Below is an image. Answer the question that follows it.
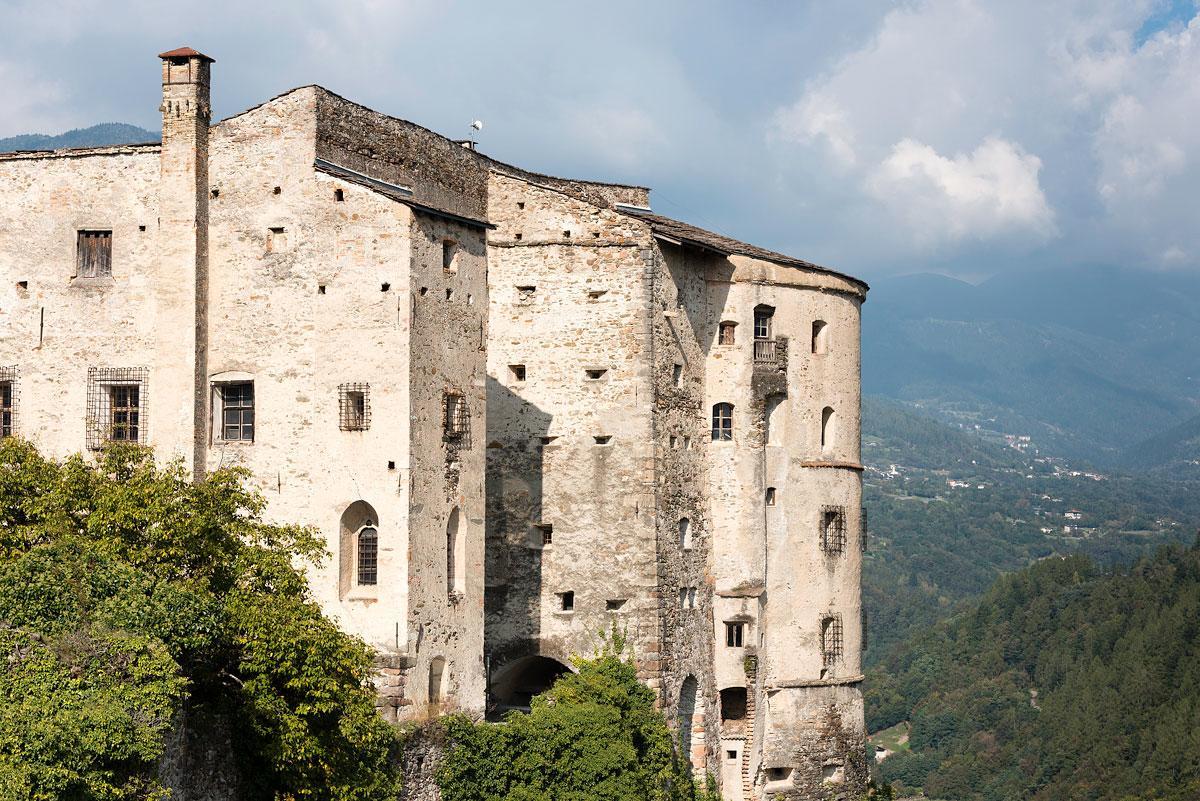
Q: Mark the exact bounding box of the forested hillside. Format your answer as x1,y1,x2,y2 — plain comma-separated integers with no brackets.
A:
866,545,1200,801
861,396,1200,662
0,123,157,152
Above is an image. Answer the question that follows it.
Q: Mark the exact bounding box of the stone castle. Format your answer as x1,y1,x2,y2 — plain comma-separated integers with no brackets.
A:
0,49,869,800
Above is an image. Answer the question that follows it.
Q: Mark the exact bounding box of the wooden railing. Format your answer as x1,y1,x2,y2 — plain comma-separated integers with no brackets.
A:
753,338,777,363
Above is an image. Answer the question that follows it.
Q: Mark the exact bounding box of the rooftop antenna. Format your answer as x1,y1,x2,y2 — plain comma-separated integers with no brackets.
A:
464,119,483,151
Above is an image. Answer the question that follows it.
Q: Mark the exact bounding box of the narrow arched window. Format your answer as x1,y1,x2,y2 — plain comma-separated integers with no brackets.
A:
679,518,692,550
357,524,378,586
429,656,446,704
821,406,835,451
812,320,828,354
447,507,464,598
712,403,734,441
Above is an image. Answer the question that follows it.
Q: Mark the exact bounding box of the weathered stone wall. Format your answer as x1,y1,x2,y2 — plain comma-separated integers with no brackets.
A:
483,171,663,705
0,146,163,457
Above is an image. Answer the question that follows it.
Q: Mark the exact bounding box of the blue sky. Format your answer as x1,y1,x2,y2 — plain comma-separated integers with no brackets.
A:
1,0,1197,283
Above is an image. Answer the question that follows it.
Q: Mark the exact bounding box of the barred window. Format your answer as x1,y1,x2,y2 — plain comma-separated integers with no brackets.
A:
712,402,734,441
444,391,468,439
821,506,846,554
77,230,112,278
339,383,370,431
0,367,15,438
357,525,378,586
821,614,843,666
86,368,148,449
218,383,254,442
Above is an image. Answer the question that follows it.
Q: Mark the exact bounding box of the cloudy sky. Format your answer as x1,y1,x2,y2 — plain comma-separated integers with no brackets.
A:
1,0,1197,282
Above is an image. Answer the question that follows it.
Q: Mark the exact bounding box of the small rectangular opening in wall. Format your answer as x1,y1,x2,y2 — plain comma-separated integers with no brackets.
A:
683,436,691,450
387,461,396,470
593,435,612,445
516,285,536,304
16,281,27,290
672,363,683,386
273,186,281,195
558,591,574,611
138,225,146,232
509,364,527,382
587,289,607,301
380,282,390,292
210,187,219,199
334,188,344,202
767,767,793,783
766,487,777,506
725,621,745,647
726,750,738,761
538,524,553,545
517,201,525,210
445,288,454,300
821,506,847,554
585,368,607,380
267,227,286,253
606,599,626,611
318,284,326,295
514,232,523,240
592,231,600,238
669,435,678,449
540,435,558,446
76,230,112,278
443,239,458,275
562,230,571,238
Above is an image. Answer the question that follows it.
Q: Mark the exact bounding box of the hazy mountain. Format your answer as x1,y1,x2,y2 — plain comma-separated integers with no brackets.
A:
863,265,1200,468
0,123,158,152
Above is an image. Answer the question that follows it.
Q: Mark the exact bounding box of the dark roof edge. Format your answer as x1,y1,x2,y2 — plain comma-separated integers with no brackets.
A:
618,207,869,293
315,159,493,230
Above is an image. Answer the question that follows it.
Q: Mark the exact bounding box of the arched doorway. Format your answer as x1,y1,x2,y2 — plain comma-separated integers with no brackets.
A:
489,655,572,717
678,675,704,773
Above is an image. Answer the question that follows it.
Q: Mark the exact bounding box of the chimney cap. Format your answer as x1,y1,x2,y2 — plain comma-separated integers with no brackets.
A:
158,47,215,62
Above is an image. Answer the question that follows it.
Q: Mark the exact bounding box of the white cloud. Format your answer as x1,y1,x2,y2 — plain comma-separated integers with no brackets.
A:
868,136,1056,247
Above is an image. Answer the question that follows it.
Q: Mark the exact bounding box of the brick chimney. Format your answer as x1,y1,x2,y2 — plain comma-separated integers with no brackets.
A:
156,47,214,478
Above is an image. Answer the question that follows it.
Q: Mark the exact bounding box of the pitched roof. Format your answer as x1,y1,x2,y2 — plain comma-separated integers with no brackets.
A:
158,47,215,62
616,208,868,291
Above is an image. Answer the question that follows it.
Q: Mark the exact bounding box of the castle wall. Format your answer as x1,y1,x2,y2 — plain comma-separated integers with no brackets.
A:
483,172,663,702
0,146,164,457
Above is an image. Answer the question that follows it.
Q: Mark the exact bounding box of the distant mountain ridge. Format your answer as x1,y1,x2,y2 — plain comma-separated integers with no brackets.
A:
0,123,158,152
864,265,1200,469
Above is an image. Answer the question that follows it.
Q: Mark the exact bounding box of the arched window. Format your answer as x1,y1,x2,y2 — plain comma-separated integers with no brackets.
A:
679,518,692,550
339,500,379,596
429,656,446,704
712,403,734,441
718,321,737,346
753,305,774,340
678,675,700,771
821,406,835,451
765,393,786,446
357,524,378,586
447,507,465,598
811,320,828,354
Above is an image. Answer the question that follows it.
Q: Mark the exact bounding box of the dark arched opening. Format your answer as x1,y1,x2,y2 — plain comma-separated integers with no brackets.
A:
488,655,571,717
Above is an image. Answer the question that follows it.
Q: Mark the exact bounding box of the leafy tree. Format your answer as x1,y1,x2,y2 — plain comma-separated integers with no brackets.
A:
438,633,706,801
0,440,399,801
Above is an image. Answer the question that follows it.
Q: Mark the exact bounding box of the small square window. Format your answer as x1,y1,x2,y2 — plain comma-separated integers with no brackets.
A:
559,591,574,611
334,188,344,202
510,364,527,382
718,321,736,346
585,368,608,380
725,621,745,648
538,524,553,546
727,750,738,761
516,285,536,305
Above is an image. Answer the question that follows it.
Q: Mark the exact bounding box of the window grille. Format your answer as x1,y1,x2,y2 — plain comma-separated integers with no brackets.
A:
821,505,847,554
712,402,734,441
0,366,16,438
86,367,148,449
357,525,378,585
444,391,468,440
218,383,255,442
77,230,112,278
821,614,844,666
338,383,370,431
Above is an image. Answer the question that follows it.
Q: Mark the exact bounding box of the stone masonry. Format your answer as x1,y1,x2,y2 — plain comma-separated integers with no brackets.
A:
0,49,869,800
